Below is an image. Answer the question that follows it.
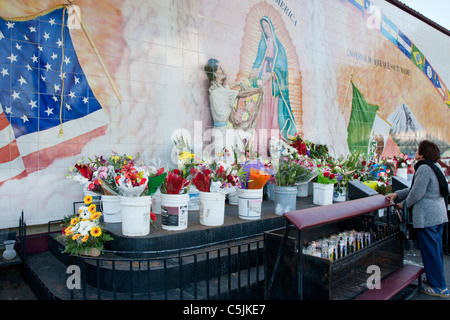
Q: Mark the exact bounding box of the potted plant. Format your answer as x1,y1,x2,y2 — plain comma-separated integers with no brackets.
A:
191,155,243,226
90,152,135,223
313,164,338,206
272,157,313,215
159,169,191,231
294,156,316,197
111,159,165,237
393,154,412,179
59,195,113,256
66,158,101,203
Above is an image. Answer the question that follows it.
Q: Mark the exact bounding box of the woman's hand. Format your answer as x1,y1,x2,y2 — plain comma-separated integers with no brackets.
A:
385,192,398,202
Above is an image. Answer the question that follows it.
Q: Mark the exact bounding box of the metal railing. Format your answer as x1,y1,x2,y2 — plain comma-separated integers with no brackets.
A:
18,214,265,300
68,236,264,300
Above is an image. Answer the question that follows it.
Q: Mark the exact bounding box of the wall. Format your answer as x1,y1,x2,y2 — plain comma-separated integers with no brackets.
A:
0,0,449,228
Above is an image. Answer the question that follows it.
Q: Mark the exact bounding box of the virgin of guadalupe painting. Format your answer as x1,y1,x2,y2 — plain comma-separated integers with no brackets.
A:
251,16,297,140
236,4,302,144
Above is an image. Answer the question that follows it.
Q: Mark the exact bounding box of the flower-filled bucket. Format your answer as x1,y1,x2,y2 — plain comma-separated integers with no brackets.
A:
161,193,189,231
274,186,297,215
101,195,121,223
120,196,152,237
238,188,263,220
199,191,226,226
296,182,309,197
313,183,334,206
333,188,347,203
396,167,408,179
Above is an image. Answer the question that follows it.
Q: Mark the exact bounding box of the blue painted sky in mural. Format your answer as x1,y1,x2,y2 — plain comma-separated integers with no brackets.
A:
399,0,450,31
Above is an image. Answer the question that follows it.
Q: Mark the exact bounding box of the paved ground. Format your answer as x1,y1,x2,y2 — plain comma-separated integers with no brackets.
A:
1,247,449,300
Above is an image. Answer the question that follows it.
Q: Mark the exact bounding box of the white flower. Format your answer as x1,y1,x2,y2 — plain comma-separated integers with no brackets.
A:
78,220,95,236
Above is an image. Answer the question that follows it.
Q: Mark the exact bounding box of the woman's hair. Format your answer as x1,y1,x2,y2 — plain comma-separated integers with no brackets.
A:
204,58,219,82
418,140,441,162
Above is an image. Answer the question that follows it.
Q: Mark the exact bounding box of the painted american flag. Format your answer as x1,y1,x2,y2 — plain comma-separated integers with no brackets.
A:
0,6,108,184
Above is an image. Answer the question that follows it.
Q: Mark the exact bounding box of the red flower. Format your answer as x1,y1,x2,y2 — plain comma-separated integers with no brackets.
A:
192,172,211,192
329,173,335,179
165,171,186,194
323,171,330,178
75,164,93,180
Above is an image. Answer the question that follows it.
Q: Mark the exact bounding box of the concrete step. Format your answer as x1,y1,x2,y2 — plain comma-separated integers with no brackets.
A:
23,250,264,300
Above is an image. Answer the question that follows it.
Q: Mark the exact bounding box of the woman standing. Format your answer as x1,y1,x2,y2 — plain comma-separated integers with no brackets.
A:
386,140,449,298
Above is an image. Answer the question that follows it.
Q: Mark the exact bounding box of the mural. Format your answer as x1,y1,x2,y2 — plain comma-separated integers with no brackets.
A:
0,0,449,229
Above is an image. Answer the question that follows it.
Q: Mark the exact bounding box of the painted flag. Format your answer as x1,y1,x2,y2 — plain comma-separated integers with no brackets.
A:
381,14,398,45
397,29,412,59
411,44,425,71
368,112,391,156
423,59,436,85
0,6,108,184
434,74,447,99
348,0,364,14
347,82,380,153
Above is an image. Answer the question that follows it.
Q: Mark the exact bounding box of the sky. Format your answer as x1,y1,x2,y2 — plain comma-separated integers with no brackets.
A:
398,0,450,31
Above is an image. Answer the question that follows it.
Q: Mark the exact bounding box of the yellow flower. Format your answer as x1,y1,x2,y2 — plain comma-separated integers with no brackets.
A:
84,195,92,205
112,155,119,162
127,155,133,160
179,151,193,162
81,234,89,242
90,226,102,237
65,226,73,235
72,234,81,241
88,204,96,214
90,211,101,220
70,217,79,226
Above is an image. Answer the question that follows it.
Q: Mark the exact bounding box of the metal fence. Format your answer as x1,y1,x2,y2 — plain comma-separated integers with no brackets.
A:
18,213,265,300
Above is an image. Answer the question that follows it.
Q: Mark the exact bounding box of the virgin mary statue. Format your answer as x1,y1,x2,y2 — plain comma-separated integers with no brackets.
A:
252,16,297,140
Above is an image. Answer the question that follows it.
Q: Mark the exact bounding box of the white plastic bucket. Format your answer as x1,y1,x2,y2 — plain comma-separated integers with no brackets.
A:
274,186,297,215
333,189,347,203
238,188,263,220
396,167,408,179
188,185,199,211
120,196,152,237
228,191,239,205
161,193,189,231
296,182,309,197
199,191,225,226
101,195,122,223
313,183,334,206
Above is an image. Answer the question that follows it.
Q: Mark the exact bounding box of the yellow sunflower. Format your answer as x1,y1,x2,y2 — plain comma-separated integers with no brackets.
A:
72,234,81,241
65,226,73,235
88,204,96,214
81,234,89,242
70,217,79,226
90,211,101,220
90,226,102,237
84,195,92,205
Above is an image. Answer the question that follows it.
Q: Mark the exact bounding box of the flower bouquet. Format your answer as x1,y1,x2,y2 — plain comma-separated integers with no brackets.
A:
66,158,100,193
160,169,191,195
191,159,242,195
59,195,113,256
273,157,315,186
